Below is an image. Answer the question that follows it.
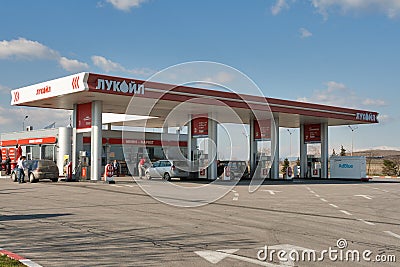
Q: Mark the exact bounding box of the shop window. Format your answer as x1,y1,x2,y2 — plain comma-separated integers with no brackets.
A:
42,145,55,161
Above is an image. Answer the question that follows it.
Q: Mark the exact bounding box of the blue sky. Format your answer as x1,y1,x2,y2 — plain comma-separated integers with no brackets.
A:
0,0,399,157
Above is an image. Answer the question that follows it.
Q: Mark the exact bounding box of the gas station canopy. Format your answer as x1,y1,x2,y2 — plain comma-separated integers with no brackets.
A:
11,72,379,128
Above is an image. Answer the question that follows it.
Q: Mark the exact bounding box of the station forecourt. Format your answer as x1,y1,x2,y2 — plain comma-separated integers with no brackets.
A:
1,72,379,181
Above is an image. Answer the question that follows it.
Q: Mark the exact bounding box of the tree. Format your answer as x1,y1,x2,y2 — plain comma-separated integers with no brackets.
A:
340,146,346,156
281,158,290,175
382,159,399,176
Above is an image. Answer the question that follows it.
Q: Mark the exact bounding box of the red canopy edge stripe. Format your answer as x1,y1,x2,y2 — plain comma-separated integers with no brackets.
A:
87,73,378,118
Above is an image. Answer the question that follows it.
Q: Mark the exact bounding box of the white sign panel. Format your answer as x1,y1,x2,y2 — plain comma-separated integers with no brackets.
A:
10,72,88,105
330,156,367,179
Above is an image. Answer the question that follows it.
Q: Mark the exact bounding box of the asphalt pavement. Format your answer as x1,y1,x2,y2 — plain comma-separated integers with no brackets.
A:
0,177,399,266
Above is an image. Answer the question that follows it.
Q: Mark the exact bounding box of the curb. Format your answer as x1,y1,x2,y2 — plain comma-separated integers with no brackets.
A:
368,176,400,179
0,248,43,267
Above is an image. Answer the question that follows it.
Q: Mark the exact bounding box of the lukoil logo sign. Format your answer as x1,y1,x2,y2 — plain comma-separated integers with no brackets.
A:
356,112,377,122
339,164,353,169
96,79,145,95
36,85,51,95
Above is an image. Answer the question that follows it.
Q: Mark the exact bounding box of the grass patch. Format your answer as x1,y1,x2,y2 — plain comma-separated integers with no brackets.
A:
0,254,25,266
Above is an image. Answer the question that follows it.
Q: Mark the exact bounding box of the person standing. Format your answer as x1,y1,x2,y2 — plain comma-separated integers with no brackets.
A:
17,156,26,183
138,157,146,179
5,156,11,175
113,159,120,177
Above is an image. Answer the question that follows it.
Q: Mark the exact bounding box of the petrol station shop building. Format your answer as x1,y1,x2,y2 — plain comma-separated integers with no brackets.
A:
1,72,379,180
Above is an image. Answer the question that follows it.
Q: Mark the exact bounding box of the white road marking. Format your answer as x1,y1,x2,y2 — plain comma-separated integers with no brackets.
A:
124,184,136,188
310,190,315,194
372,187,389,193
384,231,400,240
329,204,339,208
263,190,282,195
320,198,328,202
233,197,239,201
355,194,372,200
357,219,375,226
315,194,320,197
339,210,352,216
110,184,122,188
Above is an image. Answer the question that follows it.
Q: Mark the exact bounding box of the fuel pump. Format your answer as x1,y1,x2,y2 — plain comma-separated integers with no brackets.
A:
79,151,90,180
256,153,272,178
307,155,321,178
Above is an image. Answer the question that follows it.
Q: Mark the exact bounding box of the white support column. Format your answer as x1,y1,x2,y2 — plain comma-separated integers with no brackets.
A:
91,101,103,181
207,118,218,180
271,115,280,179
162,125,168,134
187,117,193,163
72,104,78,172
321,122,329,179
300,124,308,178
58,127,72,176
249,118,257,177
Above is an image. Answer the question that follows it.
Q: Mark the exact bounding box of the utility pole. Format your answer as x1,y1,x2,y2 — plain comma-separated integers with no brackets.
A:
348,125,358,156
287,129,293,160
22,115,28,131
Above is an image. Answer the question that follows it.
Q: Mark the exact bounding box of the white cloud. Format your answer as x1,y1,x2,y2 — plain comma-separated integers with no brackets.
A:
297,81,386,108
91,55,154,76
311,0,400,19
271,0,289,15
299,27,313,38
59,57,89,72
270,0,400,19
0,38,89,72
204,72,235,84
106,0,148,11
0,38,58,60
362,98,386,107
0,84,10,94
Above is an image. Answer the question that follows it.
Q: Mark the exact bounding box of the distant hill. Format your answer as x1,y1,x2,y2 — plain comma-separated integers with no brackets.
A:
353,149,400,158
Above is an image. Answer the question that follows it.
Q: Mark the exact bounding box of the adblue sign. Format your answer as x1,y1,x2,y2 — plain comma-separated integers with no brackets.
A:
339,164,354,169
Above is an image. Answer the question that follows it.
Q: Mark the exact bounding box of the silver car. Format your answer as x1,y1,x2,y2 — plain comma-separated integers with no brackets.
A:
11,159,59,183
145,160,189,181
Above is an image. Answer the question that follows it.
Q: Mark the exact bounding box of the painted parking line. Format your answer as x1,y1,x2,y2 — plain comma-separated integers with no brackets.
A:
354,194,372,200
384,231,400,240
320,198,328,202
329,204,339,208
232,190,239,201
262,190,282,195
357,218,375,226
339,210,352,216
315,194,320,197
